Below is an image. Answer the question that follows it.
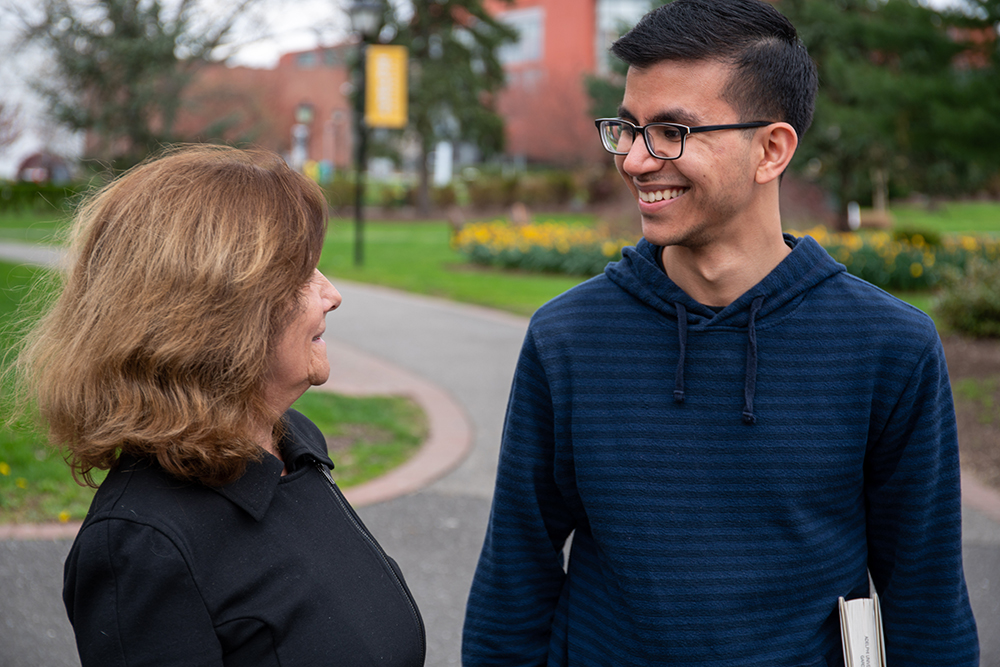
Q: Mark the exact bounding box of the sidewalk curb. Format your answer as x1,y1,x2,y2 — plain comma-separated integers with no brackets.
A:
322,338,474,508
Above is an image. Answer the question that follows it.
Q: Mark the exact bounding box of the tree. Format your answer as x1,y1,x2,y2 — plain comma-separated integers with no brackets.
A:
780,0,1000,219
389,0,517,214
0,101,22,153
14,0,261,170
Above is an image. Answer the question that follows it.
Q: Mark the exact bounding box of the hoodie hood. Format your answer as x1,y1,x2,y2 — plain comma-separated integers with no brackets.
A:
604,234,845,423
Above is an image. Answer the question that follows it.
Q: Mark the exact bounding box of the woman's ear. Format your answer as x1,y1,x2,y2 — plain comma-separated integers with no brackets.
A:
755,122,798,185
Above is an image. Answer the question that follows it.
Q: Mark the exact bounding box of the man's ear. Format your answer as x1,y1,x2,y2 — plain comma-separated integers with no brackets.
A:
755,122,798,185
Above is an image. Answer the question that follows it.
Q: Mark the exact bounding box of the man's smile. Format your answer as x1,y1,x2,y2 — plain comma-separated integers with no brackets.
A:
637,187,689,203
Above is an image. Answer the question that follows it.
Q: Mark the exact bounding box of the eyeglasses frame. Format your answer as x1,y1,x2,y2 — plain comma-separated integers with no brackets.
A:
595,118,775,161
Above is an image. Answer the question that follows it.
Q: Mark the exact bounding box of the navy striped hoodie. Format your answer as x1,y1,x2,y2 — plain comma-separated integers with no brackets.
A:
463,234,978,666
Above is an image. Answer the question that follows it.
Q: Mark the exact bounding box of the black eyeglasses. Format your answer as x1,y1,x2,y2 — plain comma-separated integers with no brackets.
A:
595,118,774,160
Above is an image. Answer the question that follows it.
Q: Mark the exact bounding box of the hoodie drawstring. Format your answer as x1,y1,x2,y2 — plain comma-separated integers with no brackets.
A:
742,296,765,424
673,302,687,403
671,296,764,423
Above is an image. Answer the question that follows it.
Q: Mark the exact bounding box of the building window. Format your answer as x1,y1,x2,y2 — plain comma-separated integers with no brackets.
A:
595,0,647,76
296,51,317,69
497,7,544,66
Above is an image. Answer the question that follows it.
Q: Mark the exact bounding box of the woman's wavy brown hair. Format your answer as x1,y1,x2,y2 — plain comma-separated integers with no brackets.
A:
16,144,328,487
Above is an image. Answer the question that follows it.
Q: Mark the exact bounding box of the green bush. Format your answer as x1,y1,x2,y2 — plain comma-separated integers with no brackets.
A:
463,169,581,210
432,184,457,208
0,181,85,213
466,173,519,209
934,257,1000,338
323,177,356,212
892,226,943,248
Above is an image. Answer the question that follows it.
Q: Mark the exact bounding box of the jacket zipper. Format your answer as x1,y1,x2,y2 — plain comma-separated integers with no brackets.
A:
315,463,427,660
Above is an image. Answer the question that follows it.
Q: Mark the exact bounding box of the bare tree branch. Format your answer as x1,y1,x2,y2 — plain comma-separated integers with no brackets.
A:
0,101,23,150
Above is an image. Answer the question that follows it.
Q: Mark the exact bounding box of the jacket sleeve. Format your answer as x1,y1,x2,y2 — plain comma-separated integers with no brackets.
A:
463,329,576,666
64,518,224,667
865,335,979,666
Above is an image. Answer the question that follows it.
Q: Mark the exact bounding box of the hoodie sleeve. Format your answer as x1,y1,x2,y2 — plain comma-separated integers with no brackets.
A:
865,335,980,665
64,519,223,667
463,328,576,666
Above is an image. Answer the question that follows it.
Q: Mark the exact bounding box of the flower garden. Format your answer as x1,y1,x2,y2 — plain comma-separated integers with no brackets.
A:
454,220,1000,293
797,227,1000,291
453,221,636,277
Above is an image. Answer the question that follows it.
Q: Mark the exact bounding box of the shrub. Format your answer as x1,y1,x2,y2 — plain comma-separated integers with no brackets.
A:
892,226,943,248
934,257,1000,338
466,173,519,209
580,165,621,205
432,184,457,208
464,169,580,210
323,177,356,213
0,181,85,213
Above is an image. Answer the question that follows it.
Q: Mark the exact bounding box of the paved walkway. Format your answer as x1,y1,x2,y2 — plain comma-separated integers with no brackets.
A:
1,241,998,666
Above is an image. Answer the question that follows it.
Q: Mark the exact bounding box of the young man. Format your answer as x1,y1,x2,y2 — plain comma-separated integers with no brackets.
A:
462,1,980,665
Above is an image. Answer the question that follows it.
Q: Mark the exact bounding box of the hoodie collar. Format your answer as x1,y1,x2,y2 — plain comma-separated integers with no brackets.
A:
606,234,843,326
606,234,843,423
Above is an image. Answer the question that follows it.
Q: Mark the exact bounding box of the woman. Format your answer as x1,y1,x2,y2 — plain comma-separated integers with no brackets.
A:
16,145,425,666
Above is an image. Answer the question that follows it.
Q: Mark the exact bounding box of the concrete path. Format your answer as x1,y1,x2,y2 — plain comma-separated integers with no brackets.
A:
1,240,998,666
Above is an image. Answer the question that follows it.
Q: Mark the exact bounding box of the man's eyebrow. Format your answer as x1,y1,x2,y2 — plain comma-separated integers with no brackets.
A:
616,106,701,126
617,106,638,123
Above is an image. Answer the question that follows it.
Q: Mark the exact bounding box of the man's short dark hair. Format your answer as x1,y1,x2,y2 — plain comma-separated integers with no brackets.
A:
611,0,818,140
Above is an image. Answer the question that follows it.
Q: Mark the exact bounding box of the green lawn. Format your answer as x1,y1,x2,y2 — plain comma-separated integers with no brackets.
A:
0,210,70,244
320,219,588,317
891,201,1000,236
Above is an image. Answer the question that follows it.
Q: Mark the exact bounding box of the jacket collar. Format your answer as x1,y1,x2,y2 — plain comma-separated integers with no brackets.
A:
213,411,335,522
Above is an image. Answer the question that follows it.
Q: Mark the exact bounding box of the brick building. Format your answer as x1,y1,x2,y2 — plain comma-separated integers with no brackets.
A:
172,0,648,171
178,44,356,172
486,0,647,165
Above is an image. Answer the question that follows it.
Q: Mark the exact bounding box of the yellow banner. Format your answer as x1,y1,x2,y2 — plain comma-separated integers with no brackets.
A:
365,45,408,128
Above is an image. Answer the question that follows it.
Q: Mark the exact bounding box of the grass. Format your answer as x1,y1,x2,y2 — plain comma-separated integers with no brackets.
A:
319,219,587,317
953,377,998,426
0,259,103,523
892,202,1000,236
0,259,425,523
291,389,426,488
0,210,70,244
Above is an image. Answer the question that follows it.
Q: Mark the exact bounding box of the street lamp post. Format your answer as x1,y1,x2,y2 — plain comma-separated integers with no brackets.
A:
348,0,383,267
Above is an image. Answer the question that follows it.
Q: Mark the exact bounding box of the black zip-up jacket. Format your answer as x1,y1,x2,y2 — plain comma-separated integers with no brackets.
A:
63,409,426,666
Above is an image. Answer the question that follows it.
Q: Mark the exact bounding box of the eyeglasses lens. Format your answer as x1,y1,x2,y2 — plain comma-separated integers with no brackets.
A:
647,125,683,158
602,122,633,153
601,121,683,159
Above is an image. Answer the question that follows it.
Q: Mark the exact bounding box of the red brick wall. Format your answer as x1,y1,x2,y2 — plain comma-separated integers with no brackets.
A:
179,47,355,170
489,0,605,165
271,47,354,169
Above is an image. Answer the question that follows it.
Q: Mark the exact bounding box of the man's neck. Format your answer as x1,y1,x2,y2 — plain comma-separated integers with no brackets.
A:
660,231,791,308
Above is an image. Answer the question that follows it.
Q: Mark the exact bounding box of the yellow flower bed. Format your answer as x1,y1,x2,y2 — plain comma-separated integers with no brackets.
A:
454,221,636,275
455,220,999,290
792,227,1000,291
